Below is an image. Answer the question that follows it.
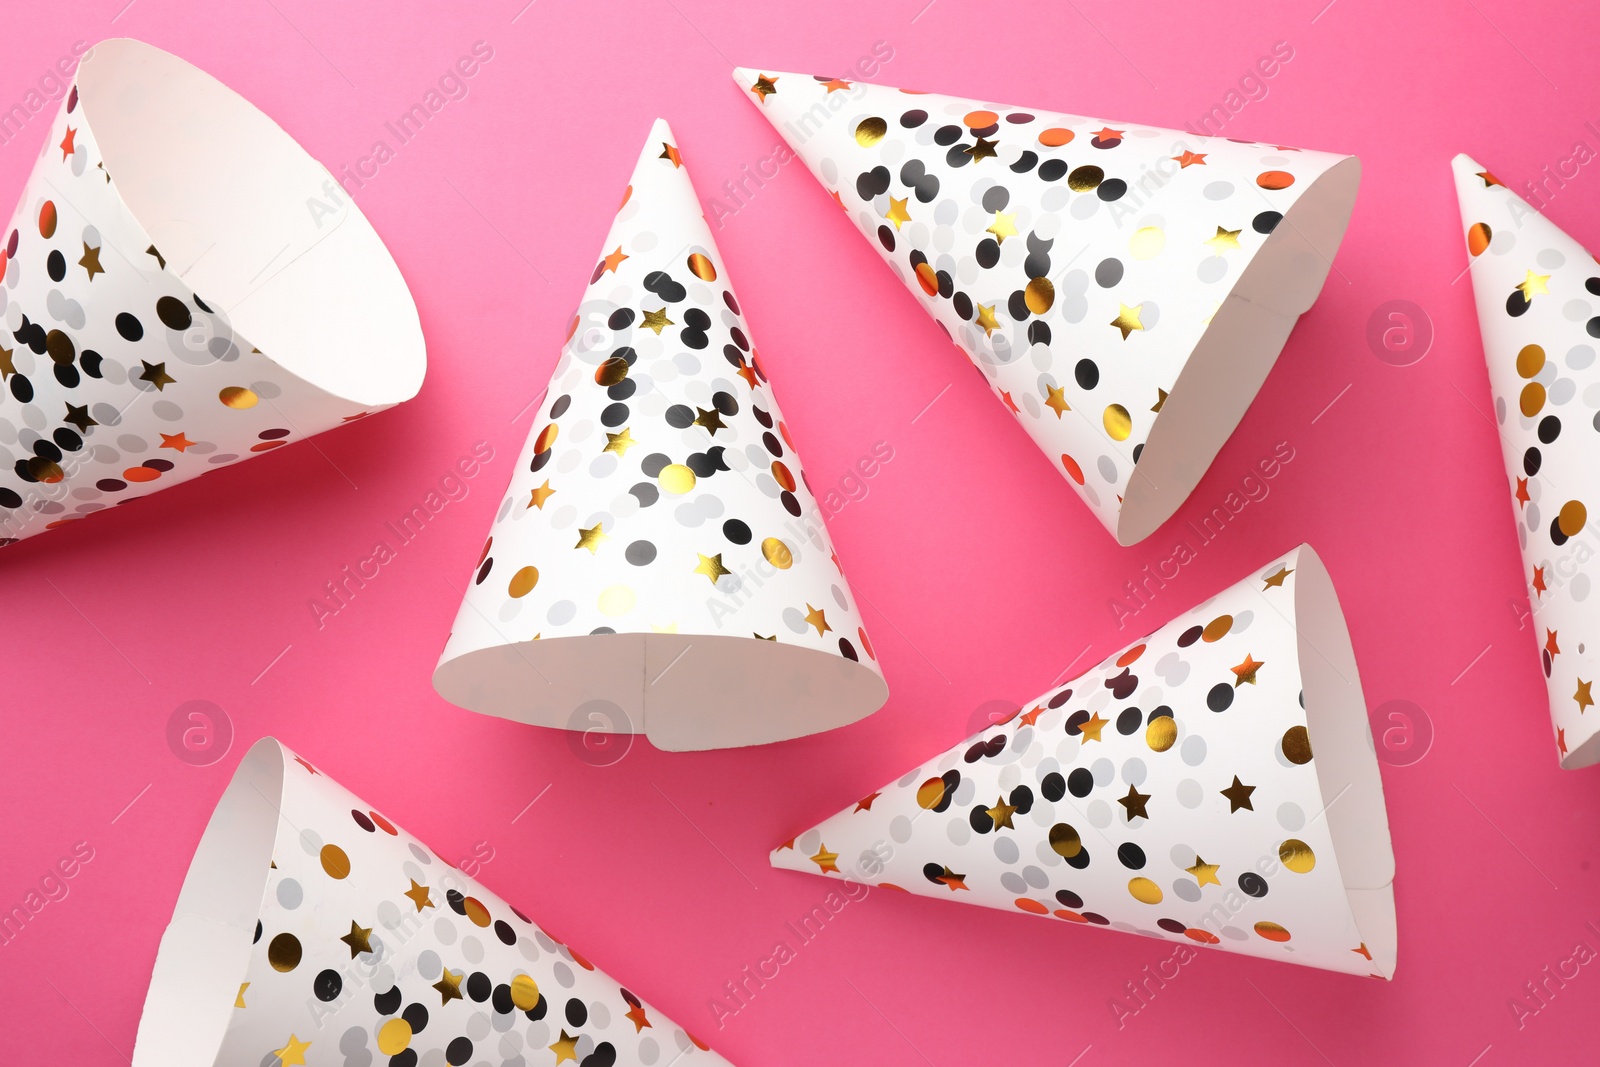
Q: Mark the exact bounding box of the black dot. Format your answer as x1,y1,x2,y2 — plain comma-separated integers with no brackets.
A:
1011,150,1038,173
600,402,629,427
1116,707,1141,735
1507,290,1530,317
1038,159,1068,182
445,1037,473,1065
607,308,634,329
1117,842,1146,869
969,806,993,833
11,374,33,402
1177,625,1203,647
446,889,466,914
156,296,192,330
900,109,927,127
1095,258,1124,287
1075,359,1099,390
981,186,1010,212
1252,210,1283,234
390,1051,418,1067
1206,684,1234,712
608,378,636,400
254,921,262,943
492,983,515,1014
46,249,65,281
1588,316,1600,339
722,519,751,544
640,453,670,477
566,997,588,1027
1040,771,1065,801
877,225,895,252
1524,446,1542,476
494,919,517,946
1055,889,1083,909
1157,918,1187,934
1238,871,1269,897
625,540,656,566
1539,415,1561,443
402,1002,428,1032
934,124,962,145
52,428,81,451
975,239,1000,268
115,312,143,341
549,394,571,418
313,969,342,1002
0,487,21,508
1067,767,1094,797
665,404,696,428
374,985,401,1014
1048,688,1073,708
466,971,491,1002
1097,179,1128,201
1065,848,1091,870
52,363,79,388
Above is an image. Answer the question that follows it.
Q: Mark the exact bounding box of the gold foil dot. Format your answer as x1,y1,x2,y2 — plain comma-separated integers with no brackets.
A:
855,117,887,146
1281,725,1313,764
761,537,793,570
1254,920,1292,942
534,424,558,452
511,974,540,1011
1516,344,1545,378
598,584,636,616
915,261,938,295
659,463,696,494
463,897,491,927
1467,222,1492,256
1048,823,1082,858
1129,226,1165,260
687,252,717,281
219,386,258,409
1145,716,1177,752
1559,501,1588,537
27,457,63,483
377,1019,413,1055
267,932,302,972
1520,382,1546,417
915,777,946,809
595,357,629,386
1067,165,1104,192
320,844,351,879
1025,277,1055,314
1201,615,1233,642
1128,877,1163,904
1103,404,1132,441
508,566,539,598
1278,839,1316,873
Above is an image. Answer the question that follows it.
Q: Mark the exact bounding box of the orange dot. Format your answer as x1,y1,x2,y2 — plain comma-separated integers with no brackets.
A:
1116,643,1146,667
319,844,351,879
1061,454,1084,484
858,627,875,660
565,315,580,343
463,897,492,927
687,252,717,282
1014,897,1049,914
618,184,632,210
38,201,56,238
1038,128,1075,147
1186,929,1221,944
916,777,947,809
534,424,558,452
1467,222,1492,256
915,261,938,295
1201,615,1233,642
249,440,287,452
771,461,796,492
964,109,999,128
123,466,161,482
1257,170,1295,190
44,518,78,529
1054,909,1089,923
779,422,795,450
1254,920,1292,942
370,811,397,834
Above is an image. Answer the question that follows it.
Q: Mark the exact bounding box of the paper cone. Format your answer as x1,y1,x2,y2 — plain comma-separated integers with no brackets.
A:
0,39,424,545
1453,153,1600,768
134,737,733,1066
735,70,1359,544
772,545,1396,977
433,119,887,751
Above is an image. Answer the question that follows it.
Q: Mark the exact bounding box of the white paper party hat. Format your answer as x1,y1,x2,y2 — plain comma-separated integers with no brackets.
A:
772,545,1396,977
433,119,888,751
134,737,733,1066
735,69,1359,544
0,40,424,544
1454,153,1600,768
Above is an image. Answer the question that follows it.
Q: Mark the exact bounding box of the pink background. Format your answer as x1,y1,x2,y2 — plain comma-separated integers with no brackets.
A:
2,0,1598,1062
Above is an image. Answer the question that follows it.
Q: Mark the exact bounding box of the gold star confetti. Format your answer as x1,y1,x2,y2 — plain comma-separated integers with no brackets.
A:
1172,150,1207,167
1078,712,1108,742
804,603,831,636
1151,388,1168,413
0,345,13,380
855,792,881,812
694,406,726,434
1045,384,1070,417
986,795,1017,830
1204,226,1242,253
59,126,76,159
549,1030,580,1064
434,966,463,1005
1577,679,1594,713
640,307,673,334
1477,170,1503,188
823,77,853,92
1110,303,1144,339
1186,855,1221,887
966,136,998,162
886,196,911,229
601,246,628,273
986,210,1018,242
975,302,1000,337
811,845,839,872
575,522,608,554
139,360,176,390
235,982,249,1008
603,428,637,455
274,1034,311,1066
1118,785,1150,820
404,879,434,911
63,403,96,433
749,73,779,100
625,1002,652,1031
694,552,731,585
340,921,373,958
1231,653,1264,686
1220,775,1255,812
658,142,682,168
79,242,103,280
1262,566,1293,589
527,480,556,509
1517,269,1550,302
934,866,969,891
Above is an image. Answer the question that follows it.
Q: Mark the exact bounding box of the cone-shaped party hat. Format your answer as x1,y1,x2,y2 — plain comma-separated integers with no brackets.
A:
735,69,1359,544
0,40,424,545
434,119,888,751
1454,153,1600,768
134,738,733,1066
772,545,1396,977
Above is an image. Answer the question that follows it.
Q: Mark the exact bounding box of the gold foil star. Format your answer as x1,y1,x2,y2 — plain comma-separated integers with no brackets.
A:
975,303,1000,337
1151,388,1168,413
804,604,831,636
1262,566,1293,589
235,982,249,1008
695,552,731,585
139,360,176,390
1118,785,1150,820
886,196,911,229
404,879,434,911
434,966,464,1005
811,845,839,872
604,428,637,455
625,1002,653,1031
986,210,1018,242
935,866,969,891
549,1030,580,1064
822,77,853,92
1231,654,1264,686
274,1034,311,1066
527,479,556,509
601,246,628,273
0,345,13,379
1517,269,1550,301
1204,226,1242,253
1220,775,1255,812
694,406,726,434
1078,712,1108,742
1186,855,1221,887
79,242,103,279
640,307,673,334
966,136,999,162
986,795,1017,830
749,74,779,100
1577,679,1594,713
1477,170,1503,188
1045,384,1070,417
1110,303,1144,339
63,403,96,433
659,142,682,168
340,921,373,958
575,522,608,554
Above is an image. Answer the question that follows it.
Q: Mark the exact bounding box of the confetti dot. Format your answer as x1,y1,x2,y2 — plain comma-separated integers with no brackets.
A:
268,932,302,972
761,537,793,569
1254,921,1291,942
219,386,258,409
1103,404,1131,441
508,566,539,598
1281,725,1313,764
658,464,695,494
855,117,888,146
320,844,351,879
1128,877,1163,904
377,1018,413,1055
1278,839,1316,873
1038,128,1074,147
1256,170,1295,190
